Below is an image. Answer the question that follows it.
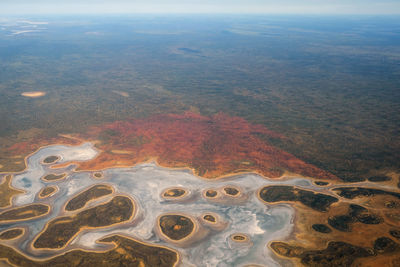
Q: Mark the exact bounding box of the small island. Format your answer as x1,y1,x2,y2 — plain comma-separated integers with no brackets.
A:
93,172,103,179
0,228,24,240
158,214,195,241
231,233,249,242
41,173,67,182
39,186,58,198
42,155,60,164
0,204,50,223
64,184,114,211
204,189,218,198
222,186,241,197
34,195,135,249
203,214,216,223
161,187,188,200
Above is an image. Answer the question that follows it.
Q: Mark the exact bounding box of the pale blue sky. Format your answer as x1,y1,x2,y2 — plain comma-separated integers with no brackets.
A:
1,0,400,14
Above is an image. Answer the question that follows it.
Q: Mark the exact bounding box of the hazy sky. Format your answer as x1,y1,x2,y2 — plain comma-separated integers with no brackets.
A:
1,0,400,15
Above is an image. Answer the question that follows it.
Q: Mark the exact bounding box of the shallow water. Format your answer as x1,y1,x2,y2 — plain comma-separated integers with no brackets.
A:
0,143,327,266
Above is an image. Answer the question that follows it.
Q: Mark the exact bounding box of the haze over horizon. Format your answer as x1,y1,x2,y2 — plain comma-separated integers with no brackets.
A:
1,0,400,15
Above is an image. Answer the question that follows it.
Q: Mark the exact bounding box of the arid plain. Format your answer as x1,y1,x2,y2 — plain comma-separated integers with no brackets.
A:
1,15,400,266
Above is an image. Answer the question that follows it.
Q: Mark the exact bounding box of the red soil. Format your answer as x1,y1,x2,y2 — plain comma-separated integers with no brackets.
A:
5,112,337,180
75,112,337,180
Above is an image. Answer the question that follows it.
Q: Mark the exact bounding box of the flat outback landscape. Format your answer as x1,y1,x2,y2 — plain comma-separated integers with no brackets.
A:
0,13,400,267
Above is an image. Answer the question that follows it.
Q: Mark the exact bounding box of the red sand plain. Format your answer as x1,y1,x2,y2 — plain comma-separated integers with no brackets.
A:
5,112,338,180
77,112,338,180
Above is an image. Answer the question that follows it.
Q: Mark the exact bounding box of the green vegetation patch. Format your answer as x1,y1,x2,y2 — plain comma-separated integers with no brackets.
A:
205,189,218,198
328,204,383,232
0,235,178,267
314,181,329,186
223,187,239,196
203,214,216,223
0,228,23,240
232,234,246,241
42,173,66,182
271,241,375,266
39,186,56,198
312,224,332,234
389,230,400,240
0,204,49,222
259,185,338,212
93,172,103,178
42,156,60,164
65,184,113,211
34,196,134,249
373,237,400,254
368,175,391,182
159,214,194,241
163,188,186,198
333,187,400,200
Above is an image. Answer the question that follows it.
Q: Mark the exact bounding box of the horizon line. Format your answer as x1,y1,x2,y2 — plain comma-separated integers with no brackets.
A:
1,12,400,16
